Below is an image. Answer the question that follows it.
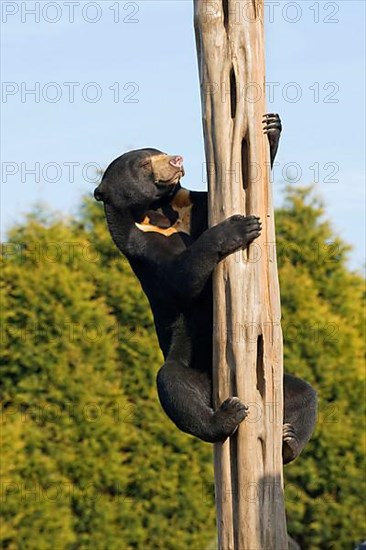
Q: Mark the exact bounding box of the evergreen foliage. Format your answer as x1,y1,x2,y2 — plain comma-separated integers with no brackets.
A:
1,187,364,549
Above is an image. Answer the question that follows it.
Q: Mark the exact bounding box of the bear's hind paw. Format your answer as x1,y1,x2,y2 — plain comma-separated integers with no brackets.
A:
282,423,300,464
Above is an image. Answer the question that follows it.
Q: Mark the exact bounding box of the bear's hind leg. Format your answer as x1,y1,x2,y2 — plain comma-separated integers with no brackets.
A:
157,362,248,443
283,373,317,464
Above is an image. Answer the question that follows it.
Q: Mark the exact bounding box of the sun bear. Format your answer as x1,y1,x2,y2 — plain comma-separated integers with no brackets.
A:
94,114,316,463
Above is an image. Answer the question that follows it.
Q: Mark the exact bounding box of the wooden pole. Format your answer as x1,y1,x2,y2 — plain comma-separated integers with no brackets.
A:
194,1,288,548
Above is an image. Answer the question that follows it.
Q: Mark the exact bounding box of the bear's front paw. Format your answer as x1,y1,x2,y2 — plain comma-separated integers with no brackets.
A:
228,215,262,248
282,423,300,464
262,113,282,141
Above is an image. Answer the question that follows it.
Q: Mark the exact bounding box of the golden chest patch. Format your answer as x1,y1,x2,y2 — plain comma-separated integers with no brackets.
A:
135,189,193,237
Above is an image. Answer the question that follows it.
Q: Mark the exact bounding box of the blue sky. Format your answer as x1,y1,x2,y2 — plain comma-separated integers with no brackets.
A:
1,0,365,271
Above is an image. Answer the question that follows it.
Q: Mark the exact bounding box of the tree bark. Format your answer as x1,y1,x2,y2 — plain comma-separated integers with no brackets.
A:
194,1,288,548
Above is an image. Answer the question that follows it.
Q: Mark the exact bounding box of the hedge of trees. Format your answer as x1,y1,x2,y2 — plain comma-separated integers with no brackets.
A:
1,187,364,549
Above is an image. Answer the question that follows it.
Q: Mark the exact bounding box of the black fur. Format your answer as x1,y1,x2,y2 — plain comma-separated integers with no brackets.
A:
95,114,316,463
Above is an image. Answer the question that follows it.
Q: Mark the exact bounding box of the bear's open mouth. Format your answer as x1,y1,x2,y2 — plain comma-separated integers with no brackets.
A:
155,181,179,195
156,170,184,187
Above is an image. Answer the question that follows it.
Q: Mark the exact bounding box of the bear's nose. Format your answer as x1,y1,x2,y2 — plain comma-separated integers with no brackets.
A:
169,156,184,169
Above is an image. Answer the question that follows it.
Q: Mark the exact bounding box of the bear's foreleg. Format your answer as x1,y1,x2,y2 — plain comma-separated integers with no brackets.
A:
173,215,261,301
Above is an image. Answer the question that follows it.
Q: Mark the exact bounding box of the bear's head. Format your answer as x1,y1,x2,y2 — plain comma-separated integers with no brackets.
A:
94,148,185,220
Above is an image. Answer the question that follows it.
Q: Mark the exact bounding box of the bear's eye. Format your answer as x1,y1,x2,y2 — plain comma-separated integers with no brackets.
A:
140,159,151,168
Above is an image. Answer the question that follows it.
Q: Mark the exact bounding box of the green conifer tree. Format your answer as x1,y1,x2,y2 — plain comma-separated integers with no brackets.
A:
1,186,364,549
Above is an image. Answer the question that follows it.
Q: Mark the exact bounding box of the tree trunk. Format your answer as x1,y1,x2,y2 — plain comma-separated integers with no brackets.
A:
194,1,288,548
